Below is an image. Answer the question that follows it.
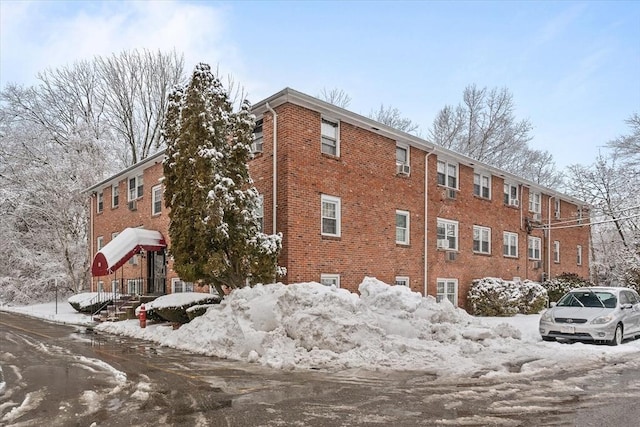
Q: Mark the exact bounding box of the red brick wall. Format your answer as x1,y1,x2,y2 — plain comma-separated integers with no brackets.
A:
89,100,591,309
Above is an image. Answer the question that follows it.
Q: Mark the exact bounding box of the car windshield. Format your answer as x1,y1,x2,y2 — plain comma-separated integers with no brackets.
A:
557,291,616,308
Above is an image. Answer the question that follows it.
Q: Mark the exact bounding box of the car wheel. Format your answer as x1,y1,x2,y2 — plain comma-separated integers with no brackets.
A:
609,324,623,346
542,336,556,342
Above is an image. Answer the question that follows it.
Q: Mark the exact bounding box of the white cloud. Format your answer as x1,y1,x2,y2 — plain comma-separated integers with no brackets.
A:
0,1,241,86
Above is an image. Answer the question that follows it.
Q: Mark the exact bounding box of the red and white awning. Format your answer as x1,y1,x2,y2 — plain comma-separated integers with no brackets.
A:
91,228,166,276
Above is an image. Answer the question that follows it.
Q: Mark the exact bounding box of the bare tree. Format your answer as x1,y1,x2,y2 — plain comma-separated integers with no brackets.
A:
608,112,640,166
368,104,420,135
317,87,351,108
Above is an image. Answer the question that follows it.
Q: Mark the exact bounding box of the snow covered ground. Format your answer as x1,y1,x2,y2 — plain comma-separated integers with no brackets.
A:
2,277,639,378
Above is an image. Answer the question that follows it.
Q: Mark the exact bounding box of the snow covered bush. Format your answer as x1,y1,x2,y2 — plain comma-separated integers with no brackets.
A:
542,273,592,303
467,277,547,316
516,280,547,314
147,292,221,324
68,292,113,314
466,278,520,317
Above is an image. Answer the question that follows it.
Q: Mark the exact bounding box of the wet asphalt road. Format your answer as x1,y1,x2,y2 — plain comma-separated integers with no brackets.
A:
1,311,640,426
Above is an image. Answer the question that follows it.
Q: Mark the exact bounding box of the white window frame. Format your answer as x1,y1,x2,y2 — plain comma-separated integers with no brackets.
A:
396,210,410,245
554,199,561,219
111,232,119,241
436,278,458,306
473,225,491,255
473,172,491,199
395,276,410,287
528,236,542,260
437,160,458,189
504,183,519,207
321,118,340,156
529,192,541,214
320,274,340,288
321,194,341,237
171,278,194,293
111,279,119,293
252,118,264,153
97,280,104,292
128,174,143,201
396,142,409,166
152,184,162,216
503,231,518,258
97,236,104,251
554,240,560,263
127,279,143,295
577,245,583,266
436,218,459,251
112,184,119,208
97,192,104,213
255,194,264,232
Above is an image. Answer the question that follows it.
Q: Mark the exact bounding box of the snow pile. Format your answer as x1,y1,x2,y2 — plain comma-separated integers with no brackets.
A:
144,292,219,310
98,278,534,375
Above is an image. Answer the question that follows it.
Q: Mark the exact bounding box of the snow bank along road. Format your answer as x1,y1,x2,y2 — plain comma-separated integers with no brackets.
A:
2,312,640,426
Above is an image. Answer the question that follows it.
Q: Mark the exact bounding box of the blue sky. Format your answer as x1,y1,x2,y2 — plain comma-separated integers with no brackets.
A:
1,0,638,169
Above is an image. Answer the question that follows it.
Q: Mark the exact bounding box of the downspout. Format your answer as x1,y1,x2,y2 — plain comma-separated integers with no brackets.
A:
424,148,436,297
266,103,278,234
547,196,552,280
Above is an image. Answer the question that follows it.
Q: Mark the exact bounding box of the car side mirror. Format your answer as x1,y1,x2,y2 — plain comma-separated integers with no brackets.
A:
550,302,557,308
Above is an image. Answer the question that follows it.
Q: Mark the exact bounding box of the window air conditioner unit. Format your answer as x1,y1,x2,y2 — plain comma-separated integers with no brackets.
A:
532,213,542,222
251,142,263,153
533,261,542,269
128,200,137,211
447,189,457,200
437,239,450,249
554,210,560,219
446,252,458,261
396,163,410,175
510,199,519,207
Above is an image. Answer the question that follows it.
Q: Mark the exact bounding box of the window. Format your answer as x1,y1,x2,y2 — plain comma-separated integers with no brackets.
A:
529,192,541,213
171,278,194,293
395,276,409,287
503,232,518,257
321,118,339,156
554,199,561,219
321,195,341,237
97,192,104,213
320,274,340,288
436,278,458,306
396,143,409,165
504,183,519,206
252,119,264,153
97,281,104,292
255,194,264,232
152,185,162,215
528,236,541,260
111,232,119,241
473,172,491,199
396,210,410,245
554,241,560,263
97,236,104,251
437,160,458,189
111,279,119,293
577,245,583,265
127,279,143,295
128,174,143,201
577,208,584,224
473,226,491,254
112,184,119,208
437,218,458,250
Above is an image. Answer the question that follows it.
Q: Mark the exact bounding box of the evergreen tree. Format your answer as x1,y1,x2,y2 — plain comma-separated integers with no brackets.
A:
162,63,282,296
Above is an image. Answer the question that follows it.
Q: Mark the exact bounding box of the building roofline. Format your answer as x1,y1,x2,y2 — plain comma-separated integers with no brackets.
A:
86,87,586,206
83,150,166,194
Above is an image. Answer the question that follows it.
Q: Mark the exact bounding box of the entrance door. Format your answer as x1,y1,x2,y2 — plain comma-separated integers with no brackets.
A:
147,250,166,295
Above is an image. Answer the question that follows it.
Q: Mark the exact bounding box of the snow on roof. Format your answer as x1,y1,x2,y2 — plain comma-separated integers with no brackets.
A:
91,228,165,276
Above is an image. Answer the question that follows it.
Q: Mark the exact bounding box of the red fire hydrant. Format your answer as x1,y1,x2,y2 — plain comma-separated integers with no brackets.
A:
139,303,147,329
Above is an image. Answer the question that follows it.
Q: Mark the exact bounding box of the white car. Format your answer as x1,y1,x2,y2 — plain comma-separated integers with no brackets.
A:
539,286,640,346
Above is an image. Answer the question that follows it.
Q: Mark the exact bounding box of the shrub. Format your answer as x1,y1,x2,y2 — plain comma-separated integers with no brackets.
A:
151,294,221,324
543,273,592,303
517,280,547,314
186,304,215,321
466,277,520,317
68,292,114,314
467,277,548,316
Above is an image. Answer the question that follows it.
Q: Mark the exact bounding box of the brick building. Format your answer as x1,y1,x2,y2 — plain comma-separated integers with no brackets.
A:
86,88,590,308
